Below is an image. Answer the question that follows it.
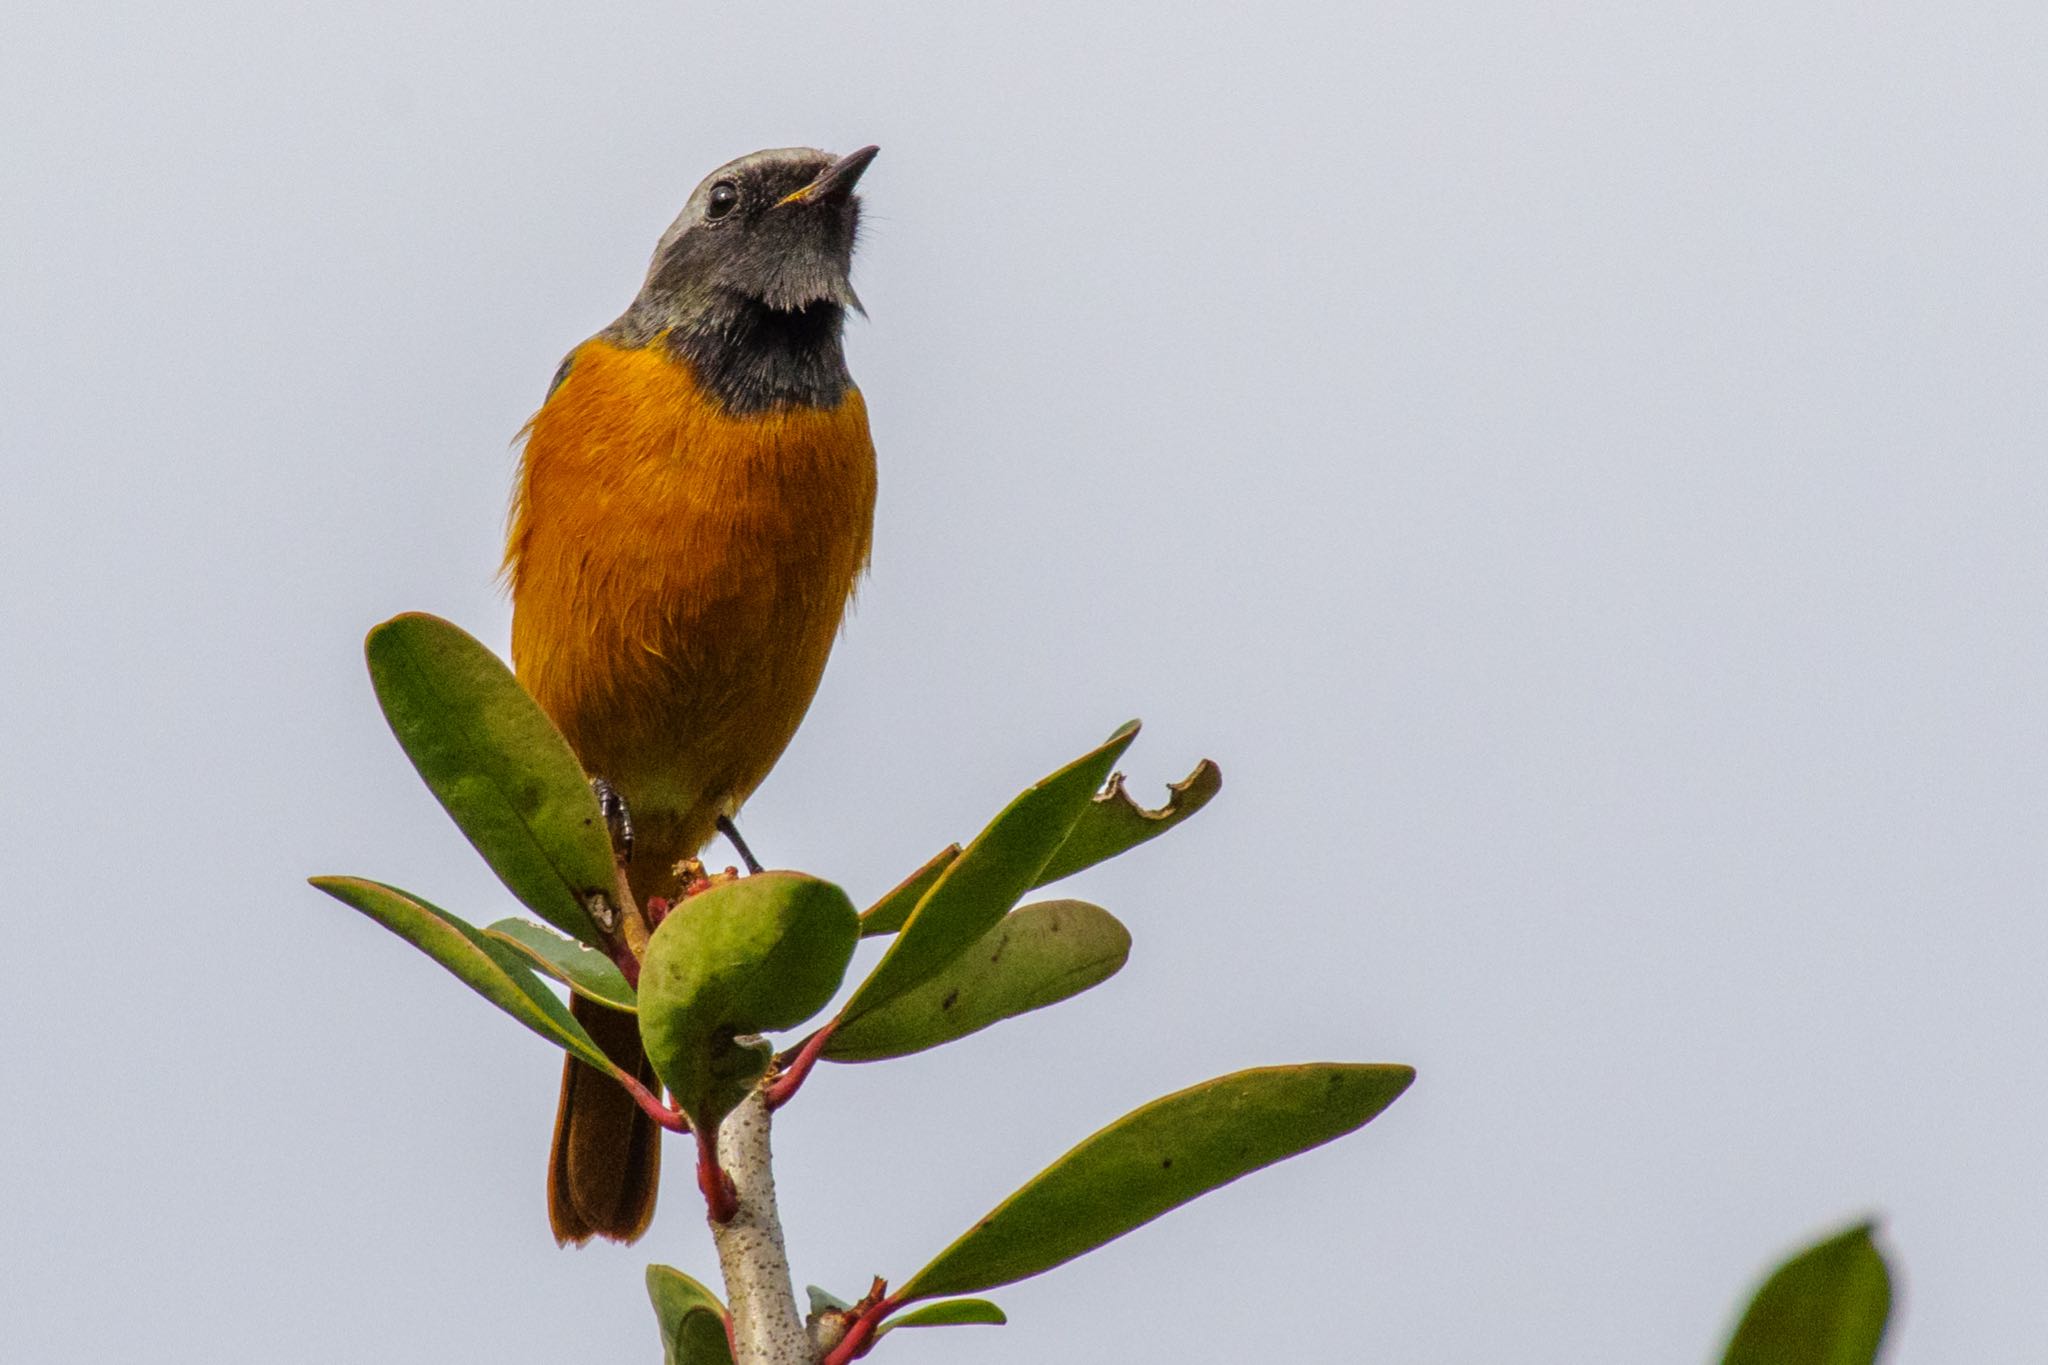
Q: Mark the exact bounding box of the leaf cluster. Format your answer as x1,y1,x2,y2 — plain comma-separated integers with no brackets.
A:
312,614,1893,1363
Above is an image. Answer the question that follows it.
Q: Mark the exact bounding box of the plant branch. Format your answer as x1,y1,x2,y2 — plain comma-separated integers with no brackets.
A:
817,1284,899,1365
620,1073,690,1133
766,1021,838,1110
709,1086,811,1365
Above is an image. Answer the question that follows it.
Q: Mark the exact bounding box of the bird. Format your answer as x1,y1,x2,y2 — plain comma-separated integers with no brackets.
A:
503,145,880,1244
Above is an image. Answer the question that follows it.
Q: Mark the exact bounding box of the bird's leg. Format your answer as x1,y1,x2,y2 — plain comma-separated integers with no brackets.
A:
716,815,763,875
590,776,634,865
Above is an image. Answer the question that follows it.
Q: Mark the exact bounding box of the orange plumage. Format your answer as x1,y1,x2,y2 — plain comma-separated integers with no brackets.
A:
507,338,875,879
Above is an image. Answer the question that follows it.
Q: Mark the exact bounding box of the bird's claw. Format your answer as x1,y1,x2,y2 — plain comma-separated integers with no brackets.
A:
590,776,634,864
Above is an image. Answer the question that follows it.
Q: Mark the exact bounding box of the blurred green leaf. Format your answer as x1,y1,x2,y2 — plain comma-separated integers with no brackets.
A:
646,1265,733,1365
838,723,1138,1027
1721,1222,1892,1365
364,612,617,947
309,876,625,1082
898,1063,1415,1302
859,845,960,938
893,1298,1007,1329
879,1299,1008,1335
805,1285,853,1317
638,873,859,1131
825,901,1129,1062
485,918,636,1013
1034,758,1221,887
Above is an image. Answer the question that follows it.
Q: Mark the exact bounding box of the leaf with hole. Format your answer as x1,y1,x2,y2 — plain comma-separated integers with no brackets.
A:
1034,758,1221,887
485,918,636,1013
825,901,1129,1062
364,612,620,946
309,876,626,1082
637,873,859,1132
1720,1222,1891,1365
646,1265,734,1365
897,1063,1415,1302
837,723,1137,1028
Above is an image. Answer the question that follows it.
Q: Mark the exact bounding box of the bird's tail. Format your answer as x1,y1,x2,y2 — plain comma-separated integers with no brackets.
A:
547,991,661,1244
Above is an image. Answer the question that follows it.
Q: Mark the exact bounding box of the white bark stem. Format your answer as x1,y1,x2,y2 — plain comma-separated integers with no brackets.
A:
710,1088,813,1365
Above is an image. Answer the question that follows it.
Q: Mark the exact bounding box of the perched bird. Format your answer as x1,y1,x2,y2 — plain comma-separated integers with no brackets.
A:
503,145,880,1244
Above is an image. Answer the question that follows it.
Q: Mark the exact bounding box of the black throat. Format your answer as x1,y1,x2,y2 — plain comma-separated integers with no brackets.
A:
656,294,852,416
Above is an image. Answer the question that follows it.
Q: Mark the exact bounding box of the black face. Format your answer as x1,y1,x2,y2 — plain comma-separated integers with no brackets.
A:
607,146,879,415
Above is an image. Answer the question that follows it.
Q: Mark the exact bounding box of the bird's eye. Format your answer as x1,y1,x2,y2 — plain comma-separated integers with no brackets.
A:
706,182,740,220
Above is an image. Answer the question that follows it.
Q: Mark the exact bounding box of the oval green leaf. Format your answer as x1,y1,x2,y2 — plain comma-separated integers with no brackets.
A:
824,901,1129,1062
309,875,625,1082
637,872,859,1131
837,723,1138,1027
646,1264,734,1365
859,845,961,938
1033,758,1221,887
486,918,637,1013
365,612,617,946
897,1062,1415,1303
879,1298,1007,1335
1721,1222,1892,1365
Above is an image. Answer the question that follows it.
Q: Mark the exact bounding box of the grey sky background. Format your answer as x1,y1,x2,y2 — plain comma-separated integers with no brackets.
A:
4,1,2044,1360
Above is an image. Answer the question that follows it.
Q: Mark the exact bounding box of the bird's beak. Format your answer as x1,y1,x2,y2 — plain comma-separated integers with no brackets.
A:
780,145,880,206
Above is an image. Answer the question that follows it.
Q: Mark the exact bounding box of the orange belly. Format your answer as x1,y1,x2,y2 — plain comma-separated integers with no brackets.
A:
505,337,876,894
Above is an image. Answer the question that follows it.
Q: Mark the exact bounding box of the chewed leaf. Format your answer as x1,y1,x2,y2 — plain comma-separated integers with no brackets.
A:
898,1063,1414,1303
859,845,961,938
837,723,1138,1028
646,1265,734,1365
824,901,1129,1062
309,876,625,1082
486,918,636,1013
1720,1222,1892,1365
1035,758,1221,887
364,613,618,946
879,1298,1007,1335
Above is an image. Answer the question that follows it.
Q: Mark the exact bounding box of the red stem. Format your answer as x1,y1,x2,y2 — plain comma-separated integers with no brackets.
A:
695,1125,738,1223
766,1019,839,1110
819,1293,900,1365
621,1074,690,1133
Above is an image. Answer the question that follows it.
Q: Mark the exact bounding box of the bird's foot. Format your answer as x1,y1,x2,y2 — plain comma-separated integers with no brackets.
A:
589,776,634,865
716,815,763,875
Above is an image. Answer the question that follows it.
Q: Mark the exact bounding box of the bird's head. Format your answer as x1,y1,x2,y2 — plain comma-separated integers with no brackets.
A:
640,145,878,317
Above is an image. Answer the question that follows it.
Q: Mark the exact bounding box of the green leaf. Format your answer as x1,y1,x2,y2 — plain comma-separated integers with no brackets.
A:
638,872,859,1131
824,901,1129,1062
364,612,618,946
646,1265,734,1365
485,918,637,1013
859,845,961,938
838,723,1139,1027
878,1299,1008,1336
1720,1222,1892,1365
898,1063,1415,1303
1034,758,1222,887
309,876,626,1082
805,1285,853,1318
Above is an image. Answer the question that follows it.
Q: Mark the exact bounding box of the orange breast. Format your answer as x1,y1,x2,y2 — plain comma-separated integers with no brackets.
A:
505,338,876,891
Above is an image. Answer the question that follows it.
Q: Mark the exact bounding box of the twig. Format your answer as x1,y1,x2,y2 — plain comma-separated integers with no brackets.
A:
766,1021,838,1110
709,1088,811,1365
